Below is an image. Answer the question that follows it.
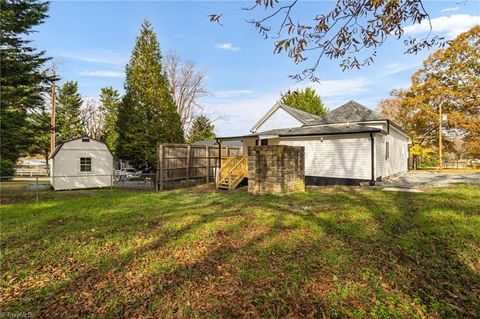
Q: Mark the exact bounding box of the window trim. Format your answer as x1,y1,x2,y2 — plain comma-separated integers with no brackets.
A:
80,157,92,172
385,142,390,160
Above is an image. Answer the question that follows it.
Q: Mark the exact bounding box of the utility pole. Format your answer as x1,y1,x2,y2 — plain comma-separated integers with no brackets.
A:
50,69,56,154
439,101,443,169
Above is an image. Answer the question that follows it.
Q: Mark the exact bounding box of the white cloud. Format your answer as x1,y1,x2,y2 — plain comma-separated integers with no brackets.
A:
404,14,480,38
54,50,128,65
441,7,459,13
77,70,124,78
294,78,369,98
214,43,240,51
379,62,420,77
203,93,278,136
213,90,253,98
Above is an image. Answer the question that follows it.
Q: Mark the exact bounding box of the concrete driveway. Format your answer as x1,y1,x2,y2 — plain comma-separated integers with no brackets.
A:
377,171,480,191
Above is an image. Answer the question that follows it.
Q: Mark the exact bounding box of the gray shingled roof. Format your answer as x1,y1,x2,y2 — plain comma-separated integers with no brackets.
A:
310,100,387,125
281,104,324,123
256,123,381,137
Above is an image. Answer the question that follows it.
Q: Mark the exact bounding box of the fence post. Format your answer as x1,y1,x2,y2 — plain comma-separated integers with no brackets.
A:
186,145,191,185
35,176,39,204
206,145,210,184
110,174,113,194
159,144,164,191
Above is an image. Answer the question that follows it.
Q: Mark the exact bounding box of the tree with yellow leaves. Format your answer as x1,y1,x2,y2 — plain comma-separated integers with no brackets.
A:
378,26,480,166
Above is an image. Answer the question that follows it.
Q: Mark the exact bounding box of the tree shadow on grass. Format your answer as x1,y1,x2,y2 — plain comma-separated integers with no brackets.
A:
3,185,479,318
276,187,480,318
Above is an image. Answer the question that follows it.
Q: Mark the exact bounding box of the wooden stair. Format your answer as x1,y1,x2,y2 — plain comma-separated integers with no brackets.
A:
217,156,248,190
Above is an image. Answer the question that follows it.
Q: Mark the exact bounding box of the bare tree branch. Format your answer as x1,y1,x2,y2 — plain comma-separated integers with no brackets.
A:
210,0,445,81
165,51,210,135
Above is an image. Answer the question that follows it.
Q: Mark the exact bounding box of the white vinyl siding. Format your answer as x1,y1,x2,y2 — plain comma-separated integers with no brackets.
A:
388,127,409,175
255,107,303,133
376,127,408,177
274,134,373,180
375,134,385,179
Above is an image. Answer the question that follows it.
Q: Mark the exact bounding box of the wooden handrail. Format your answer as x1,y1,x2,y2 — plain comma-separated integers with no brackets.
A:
218,156,248,189
228,156,247,176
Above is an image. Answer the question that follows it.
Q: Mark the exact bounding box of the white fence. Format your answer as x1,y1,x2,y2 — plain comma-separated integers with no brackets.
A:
15,168,48,177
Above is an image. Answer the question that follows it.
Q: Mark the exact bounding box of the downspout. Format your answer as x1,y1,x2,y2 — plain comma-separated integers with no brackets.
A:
370,134,375,186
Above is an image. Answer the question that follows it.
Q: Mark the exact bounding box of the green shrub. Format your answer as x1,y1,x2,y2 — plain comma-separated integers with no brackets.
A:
418,156,438,168
0,158,15,179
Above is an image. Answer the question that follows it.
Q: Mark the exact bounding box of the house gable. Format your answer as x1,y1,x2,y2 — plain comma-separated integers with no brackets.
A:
251,103,304,133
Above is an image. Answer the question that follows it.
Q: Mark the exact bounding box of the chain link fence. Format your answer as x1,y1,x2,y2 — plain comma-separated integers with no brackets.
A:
0,173,159,205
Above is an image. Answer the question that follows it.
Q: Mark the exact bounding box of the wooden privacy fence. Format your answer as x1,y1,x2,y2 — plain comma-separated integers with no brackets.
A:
157,143,242,190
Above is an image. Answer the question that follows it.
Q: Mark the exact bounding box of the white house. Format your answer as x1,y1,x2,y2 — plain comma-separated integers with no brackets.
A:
49,137,113,190
218,100,410,185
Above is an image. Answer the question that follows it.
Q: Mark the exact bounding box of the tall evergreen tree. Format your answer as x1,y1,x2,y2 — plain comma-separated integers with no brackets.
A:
0,0,51,175
99,86,121,155
27,99,51,169
280,88,327,116
55,81,84,142
188,115,216,144
117,20,184,168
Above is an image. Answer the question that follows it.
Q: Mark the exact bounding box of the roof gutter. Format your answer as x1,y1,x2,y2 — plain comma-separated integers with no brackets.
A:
277,130,381,138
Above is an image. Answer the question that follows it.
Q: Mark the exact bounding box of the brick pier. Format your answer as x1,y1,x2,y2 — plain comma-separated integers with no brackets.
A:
247,145,305,195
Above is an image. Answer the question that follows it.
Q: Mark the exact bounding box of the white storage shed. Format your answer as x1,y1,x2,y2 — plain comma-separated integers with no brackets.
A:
49,137,113,190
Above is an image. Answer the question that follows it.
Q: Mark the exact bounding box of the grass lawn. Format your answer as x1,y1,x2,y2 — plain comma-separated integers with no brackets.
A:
1,183,479,318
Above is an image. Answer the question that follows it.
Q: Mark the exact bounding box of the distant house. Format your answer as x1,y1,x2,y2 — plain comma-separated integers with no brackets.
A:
15,158,48,176
218,100,410,185
49,137,113,190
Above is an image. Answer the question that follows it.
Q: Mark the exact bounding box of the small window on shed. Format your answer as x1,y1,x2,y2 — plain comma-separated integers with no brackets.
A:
385,142,390,160
82,138,90,142
80,157,92,172
261,139,268,146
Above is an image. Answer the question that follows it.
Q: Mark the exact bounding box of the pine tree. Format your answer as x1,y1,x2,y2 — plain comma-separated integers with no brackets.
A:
99,86,121,155
117,20,184,168
280,88,327,116
27,100,51,169
56,81,84,142
0,0,51,175
188,115,216,144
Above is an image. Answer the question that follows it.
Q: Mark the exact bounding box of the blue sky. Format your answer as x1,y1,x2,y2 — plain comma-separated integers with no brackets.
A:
32,1,480,136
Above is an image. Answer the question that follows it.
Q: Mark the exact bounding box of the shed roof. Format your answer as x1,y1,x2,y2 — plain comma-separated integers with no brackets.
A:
49,136,111,159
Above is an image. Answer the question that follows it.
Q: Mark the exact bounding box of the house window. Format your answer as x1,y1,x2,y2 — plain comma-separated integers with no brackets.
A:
261,139,268,146
82,138,90,142
385,142,390,160
80,157,92,172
